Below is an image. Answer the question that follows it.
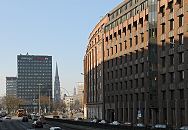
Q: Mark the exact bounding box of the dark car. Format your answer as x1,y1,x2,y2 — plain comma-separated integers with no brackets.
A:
22,116,28,122
32,115,39,121
27,114,32,119
32,120,43,128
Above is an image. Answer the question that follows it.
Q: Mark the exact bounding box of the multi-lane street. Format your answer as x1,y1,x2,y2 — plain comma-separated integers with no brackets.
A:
0,116,74,130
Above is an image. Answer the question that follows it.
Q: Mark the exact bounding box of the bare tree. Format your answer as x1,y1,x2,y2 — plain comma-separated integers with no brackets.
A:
1,96,25,114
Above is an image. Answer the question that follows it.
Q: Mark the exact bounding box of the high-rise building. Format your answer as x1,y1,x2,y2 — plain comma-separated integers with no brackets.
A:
17,54,52,110
84,0,188,127
54,62,61,103
6,77,17,97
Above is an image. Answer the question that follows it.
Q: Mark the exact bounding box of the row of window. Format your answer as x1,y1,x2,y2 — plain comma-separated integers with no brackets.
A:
106,88,185,103
161,70,185,83
106,77,145,91
161,51,184,67
106,92,145,103
161,35,184,51
160,0,183,17
107,0,148,31
161,89,184,100
107,64,145,80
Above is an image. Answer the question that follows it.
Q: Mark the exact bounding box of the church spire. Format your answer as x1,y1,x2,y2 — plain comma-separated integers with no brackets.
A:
55,62,59,78
54,62,61,103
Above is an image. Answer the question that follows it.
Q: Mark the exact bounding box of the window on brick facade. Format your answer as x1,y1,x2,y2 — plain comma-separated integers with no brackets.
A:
135,36,138,45
179,52,184,64
135,50,138,59
141,48,144,57
124,41,127,50
170,72,175,83
135,64,138,73
170,20,174,30
161,57,165,67
168,2,173,12
162,74,166,84
130,52,132,61
125,67,127,76
125,81,127,90
162,40,166,51
119,43,122,51
130,94,133,101
135,79,138,88
115,45,117,53
111,47,113,55
141,33,144,43
123,27,126,35
179,15,183,27
170,37,174,48
118,29,121,37
160,6,165,17
130,38,132,47
114,32,117,38
120,56,122,64
141,78,144,86
130,80,133,88
124,54,127,63
130,66,132,75
170,90,174,100
169,54,174,66
110,34,112,40
162,24,165,34
179,34,184,45
177,0,183,7
141,63,144,72
179,70,184,81
180,89,184,99
162,91,166,100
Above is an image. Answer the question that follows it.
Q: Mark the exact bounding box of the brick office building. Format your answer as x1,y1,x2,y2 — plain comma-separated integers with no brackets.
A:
84,0,188,127
157,0,188,127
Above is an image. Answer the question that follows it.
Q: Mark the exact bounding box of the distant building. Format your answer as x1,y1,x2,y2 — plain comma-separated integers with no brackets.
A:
17,54,52,111
6,77,17,97
54,63,61,103
75,82,84,105
64,95,74,111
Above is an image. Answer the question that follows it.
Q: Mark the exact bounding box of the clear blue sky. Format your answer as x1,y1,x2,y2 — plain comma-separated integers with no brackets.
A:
0,0,122,96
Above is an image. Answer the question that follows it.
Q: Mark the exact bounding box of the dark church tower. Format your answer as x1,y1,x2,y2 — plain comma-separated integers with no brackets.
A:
54,62,61,103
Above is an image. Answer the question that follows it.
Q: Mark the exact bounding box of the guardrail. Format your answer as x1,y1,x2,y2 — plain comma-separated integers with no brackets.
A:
46,118,173,130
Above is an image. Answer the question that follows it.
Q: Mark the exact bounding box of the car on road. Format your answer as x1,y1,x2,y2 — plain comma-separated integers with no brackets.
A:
134,123,145,128
109,121,120,125
4,116,11,119
50,127,62,130
150,124,171,129
179,126,188,130
99,120,107,124
32,120,43,128
124,122,132,126
22,116,28,122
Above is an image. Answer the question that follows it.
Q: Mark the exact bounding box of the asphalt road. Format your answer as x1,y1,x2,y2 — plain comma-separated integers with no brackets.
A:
0,117,76,130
